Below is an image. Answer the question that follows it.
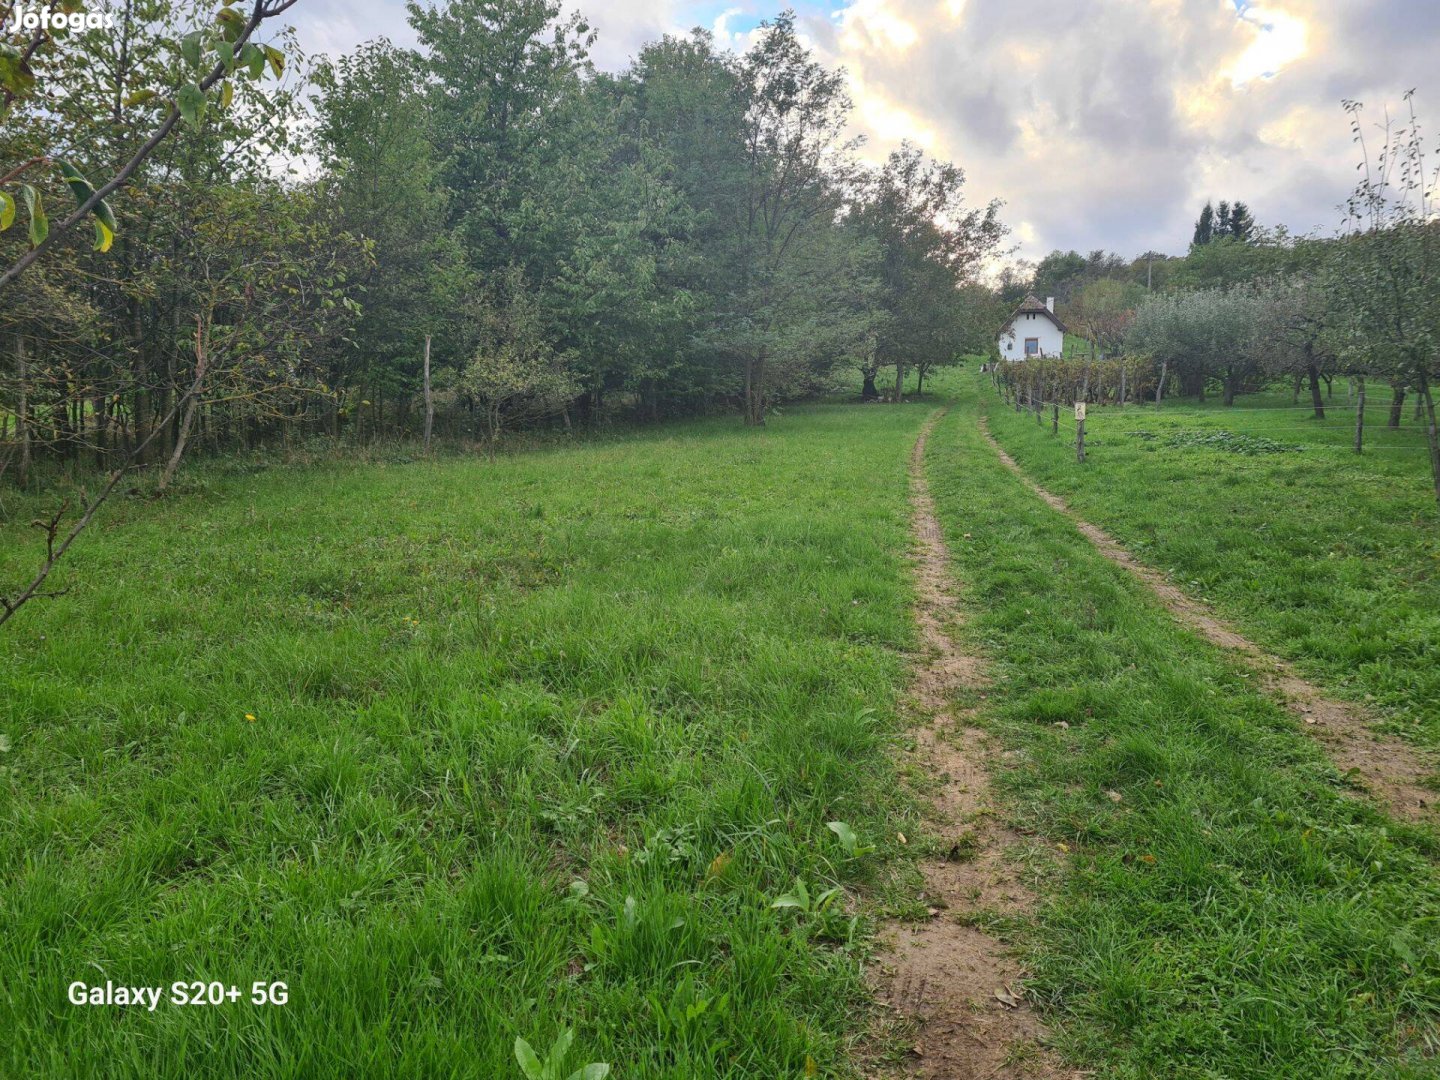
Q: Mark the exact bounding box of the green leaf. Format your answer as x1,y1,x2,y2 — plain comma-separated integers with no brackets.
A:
0,43,38,97
770,894,805,909
123,88,158,107
568,1067,610,1080
57,160,97,209
93,198,118,234
240,42,264,79
547,1028,574,1070
513,1037,544,1080
215,7,244,41
93,217,114,253
177,82,206,129
19,185,47,247
0,191,14,232
180,30,203,70
263,44,285,78
216,40,235,69
219,79,233,110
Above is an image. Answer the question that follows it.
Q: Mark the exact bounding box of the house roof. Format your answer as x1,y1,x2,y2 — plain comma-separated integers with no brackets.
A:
1000,293,1068,334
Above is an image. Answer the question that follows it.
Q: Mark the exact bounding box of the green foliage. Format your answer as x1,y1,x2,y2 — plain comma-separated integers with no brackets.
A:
1131,429,1302,455
825,820,874,858
514,1029,610,1080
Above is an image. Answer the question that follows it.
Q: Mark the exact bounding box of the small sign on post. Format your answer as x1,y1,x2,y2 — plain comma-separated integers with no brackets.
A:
1074,402,1087,422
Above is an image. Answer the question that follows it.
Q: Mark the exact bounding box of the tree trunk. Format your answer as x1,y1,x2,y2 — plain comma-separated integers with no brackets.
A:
1354,376,1365,455
1155,360,1167,406
745,354,766,426
893,362,904,403
861,366,879,401
1389,383,1406,428
422,335,434,454
1419,377,1440,508
1306,360,1324,420
15,334,31,488
158,321,210,493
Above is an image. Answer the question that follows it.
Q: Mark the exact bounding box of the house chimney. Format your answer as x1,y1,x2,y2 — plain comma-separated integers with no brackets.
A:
1045,296,1055,313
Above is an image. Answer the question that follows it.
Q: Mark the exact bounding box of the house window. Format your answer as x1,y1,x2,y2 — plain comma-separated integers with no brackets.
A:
1024,337,1040,356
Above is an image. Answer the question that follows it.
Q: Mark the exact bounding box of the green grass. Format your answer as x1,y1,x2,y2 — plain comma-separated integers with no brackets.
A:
980,380,1440,748
925,375,1440,1077
6,374,1440,1078
0,404,932,1078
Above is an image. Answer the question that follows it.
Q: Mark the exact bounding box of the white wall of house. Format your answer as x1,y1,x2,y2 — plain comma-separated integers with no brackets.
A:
997,311,1064,361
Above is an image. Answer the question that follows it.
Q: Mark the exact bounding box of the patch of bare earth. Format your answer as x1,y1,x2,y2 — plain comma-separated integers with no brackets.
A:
871,411,1077,1080
978,414,1435,824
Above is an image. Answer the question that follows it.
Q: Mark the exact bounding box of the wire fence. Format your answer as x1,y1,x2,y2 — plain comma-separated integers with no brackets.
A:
991,383,1437,458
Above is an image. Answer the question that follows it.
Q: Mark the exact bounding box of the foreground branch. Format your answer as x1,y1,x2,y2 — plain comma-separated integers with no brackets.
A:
0,360,207,630
0,0,300,294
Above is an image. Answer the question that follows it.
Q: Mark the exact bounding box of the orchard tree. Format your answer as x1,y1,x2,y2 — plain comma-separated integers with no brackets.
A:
1127,286,1267,404
1325,94,1440,502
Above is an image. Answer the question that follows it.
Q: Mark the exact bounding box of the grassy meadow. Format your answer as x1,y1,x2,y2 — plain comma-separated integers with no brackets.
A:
927,375,1440,1077
3,375,1439,1078
980,378,1440,751
0,404,930,1077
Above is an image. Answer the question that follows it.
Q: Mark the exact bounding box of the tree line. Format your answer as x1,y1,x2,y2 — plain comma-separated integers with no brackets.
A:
1,0,1007,495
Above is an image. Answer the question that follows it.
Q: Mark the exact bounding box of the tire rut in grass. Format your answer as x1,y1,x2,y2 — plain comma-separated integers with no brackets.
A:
872,410,1074,1080
978,414,1436,825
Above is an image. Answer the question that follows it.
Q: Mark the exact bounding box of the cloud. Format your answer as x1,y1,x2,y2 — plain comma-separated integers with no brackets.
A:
794,0,1440,260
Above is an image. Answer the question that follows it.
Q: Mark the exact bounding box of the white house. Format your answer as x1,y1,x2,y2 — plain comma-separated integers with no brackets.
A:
997,293,1066,361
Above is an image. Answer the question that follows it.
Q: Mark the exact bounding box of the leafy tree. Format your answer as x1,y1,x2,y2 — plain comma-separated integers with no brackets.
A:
1126,286,1267,404
1030,249,1089,304
849,143,1005,399
1,0,299,291
312,38,467,432
462,269,578,454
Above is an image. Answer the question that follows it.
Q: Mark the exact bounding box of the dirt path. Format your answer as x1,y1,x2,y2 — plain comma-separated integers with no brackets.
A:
978,415,1436,824
872,411,1075,1080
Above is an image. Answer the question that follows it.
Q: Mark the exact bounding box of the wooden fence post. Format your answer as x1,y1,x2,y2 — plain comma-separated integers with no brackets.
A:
1052,403,1059,435
1354,376,1365,455
1075,401,1086,462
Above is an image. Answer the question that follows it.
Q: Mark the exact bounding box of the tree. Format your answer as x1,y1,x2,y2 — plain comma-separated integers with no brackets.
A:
849,142,1005,400
1325,94,1440,502
1229,202,1255,242
1127,287,1267,404
313,39,463,416
1030,249,1089,304
462,270,579,455
721,11,862,426
1192,202,1214,247
1255,275,1335,419
1067,278,1142,359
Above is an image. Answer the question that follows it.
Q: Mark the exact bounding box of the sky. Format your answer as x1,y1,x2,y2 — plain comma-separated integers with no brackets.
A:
282,0,1440,265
